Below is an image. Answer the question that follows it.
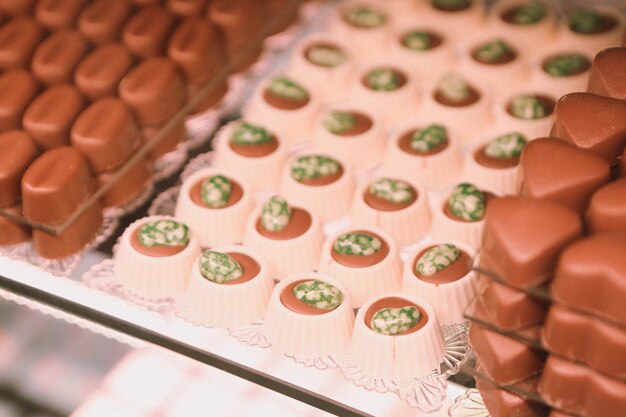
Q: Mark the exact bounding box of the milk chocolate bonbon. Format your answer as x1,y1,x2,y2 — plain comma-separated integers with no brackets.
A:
119,57,186,127
480,197,582,288
35,0,85,31
23,84,85,150
0,69,39,131
21,147,94,225
167,0,207,17
96,158,152,208
31,30,89,86
517,138,611,214
585,179,626,235
71,98,141,173
0,17,44,70
77,0,132,45
0,131,39,207
550,92,626,164
587,47,626,100
0,0,35,17
551,233,626,325
122,6,175,59
476,377,549,417
0,204,31,246
74,43,134,101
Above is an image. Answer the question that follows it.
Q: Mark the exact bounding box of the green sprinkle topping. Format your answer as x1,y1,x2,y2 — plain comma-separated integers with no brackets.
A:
569,9,603,33
200,175,232,208
306,45,347,67
410,124,447,152
509,95,548,119
448,183,486,221
416,244,460,276
438,73,471,103
268,77,309,101
371,306,421,335
365,68,402,92
323,111,356,134
293,280,343,311
402,31,432,51
474,39,514,63
138,220,190,247
543,53,589,77
344,6,386,28
369,178,414,204
232,122,272,146
199,251,243,284
485,132,527,158
260,196,292,232
291,155,340,182
334,232,382,256
510,3,546,25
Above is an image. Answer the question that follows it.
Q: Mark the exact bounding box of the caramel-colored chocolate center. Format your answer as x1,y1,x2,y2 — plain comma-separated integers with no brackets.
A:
255,207,311,240
280,279,337,315
220,252,260,285
413,247,473,284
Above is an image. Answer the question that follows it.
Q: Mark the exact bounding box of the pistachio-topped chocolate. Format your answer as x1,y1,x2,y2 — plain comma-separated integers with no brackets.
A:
473,39,516,64
231,122,272,146
437,73,472,104
137,220,190,248
448,183,486,221
364,68,405,91
410,124,447,152
368,178,414,204
267,77,309,102
260,196,292,232
503,3,546,25
334,232,382,256
432,0,470,11
370,306,421,335
508,95,549,119
485,133,527,158
543,53,591,77
305,44,347,67
200,175,232,208
416,243,460,276
293,280,343,311
568,9,615,34
199,250,243,284
324,111,356,134
343,6,386,28
402,30,441,51
291,155,341,183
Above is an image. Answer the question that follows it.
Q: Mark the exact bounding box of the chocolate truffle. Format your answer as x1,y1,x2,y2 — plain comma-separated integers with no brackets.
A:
77,0,132,45
0,16,44,70
207,0,266,73
0,69,39,131
119,57,186,127
470,324,545,385
0,131,39,207
517,137,611,214
23,84,86,150
538,356,626,417
35,0,85,31
585,179,626,235
551,233,626,325
71,98,141,173
480,196,582,288
543,305,626,379
166,0,207,17
550,92,626,164
0,204,31,246
472,281,547,331
21,147,95,225
122,6,175,59
74,43,134,101
587,47,626,101
31,30,89,86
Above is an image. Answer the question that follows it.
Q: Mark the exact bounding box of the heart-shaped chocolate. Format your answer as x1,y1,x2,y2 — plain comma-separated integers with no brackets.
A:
480,196,582,288
587,47,626,100
552,233,626,325
585,178,626,234
517,137,611,214
550,92,626,164
474,281,547,330
470,324,544,385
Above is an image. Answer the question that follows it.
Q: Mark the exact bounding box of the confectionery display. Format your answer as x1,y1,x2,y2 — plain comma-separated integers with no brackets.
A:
1,1,626,415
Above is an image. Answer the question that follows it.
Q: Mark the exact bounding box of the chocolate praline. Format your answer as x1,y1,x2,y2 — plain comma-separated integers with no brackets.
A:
364,296,428,335
122,6,175,59
34,0,85,31
77,0,132,45
398,128,449,156
0,69,39,132
229,136,279,158
0,130,39,207
74,43,134,101
326,112,372,136
31,30,89,86
255,207,311,241
412,246,473,284
363,182,417,212
204,252,260,286
280,279,340,315
331,230,389,268
190,177,243,209
0,17,45,70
